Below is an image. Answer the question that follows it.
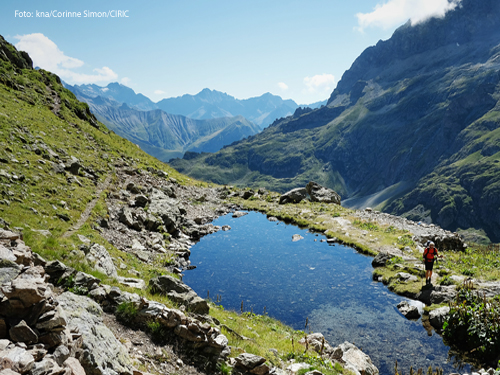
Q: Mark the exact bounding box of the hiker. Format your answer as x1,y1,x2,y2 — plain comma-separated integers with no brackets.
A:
423,241,442,285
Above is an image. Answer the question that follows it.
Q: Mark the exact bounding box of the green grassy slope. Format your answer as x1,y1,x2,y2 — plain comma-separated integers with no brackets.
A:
0,35,189,241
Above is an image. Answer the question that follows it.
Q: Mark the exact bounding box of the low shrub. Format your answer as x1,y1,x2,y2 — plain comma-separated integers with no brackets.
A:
443,282,500,362
116,302,139,324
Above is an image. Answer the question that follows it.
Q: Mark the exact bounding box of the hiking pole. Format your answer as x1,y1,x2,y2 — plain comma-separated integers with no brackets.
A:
421,258,424,288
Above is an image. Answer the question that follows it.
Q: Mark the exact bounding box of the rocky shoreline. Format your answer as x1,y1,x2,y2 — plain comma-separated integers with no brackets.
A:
0,170,382,375
2,170,500,375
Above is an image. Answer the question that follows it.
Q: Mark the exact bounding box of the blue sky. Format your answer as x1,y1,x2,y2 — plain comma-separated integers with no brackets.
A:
1,0,461,105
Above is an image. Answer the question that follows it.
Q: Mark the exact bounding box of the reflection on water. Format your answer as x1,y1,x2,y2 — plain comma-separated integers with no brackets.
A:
183,212,470,375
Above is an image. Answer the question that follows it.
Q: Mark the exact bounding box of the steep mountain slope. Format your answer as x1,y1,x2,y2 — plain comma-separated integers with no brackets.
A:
170,0,500,241
80,95,260,161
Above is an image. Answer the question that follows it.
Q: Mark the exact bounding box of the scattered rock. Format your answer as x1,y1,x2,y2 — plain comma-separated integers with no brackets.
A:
9,320,38,344
292,234,304,242
416,285,456,305
235,353,269,375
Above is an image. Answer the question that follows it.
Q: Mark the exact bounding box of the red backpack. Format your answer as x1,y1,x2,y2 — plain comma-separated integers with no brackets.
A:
423,247,436,261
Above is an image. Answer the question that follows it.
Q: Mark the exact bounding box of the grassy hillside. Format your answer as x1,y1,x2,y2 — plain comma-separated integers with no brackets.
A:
0,35,351,375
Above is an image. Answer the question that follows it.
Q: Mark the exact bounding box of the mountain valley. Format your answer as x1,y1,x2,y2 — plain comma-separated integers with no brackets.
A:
170,0,500,242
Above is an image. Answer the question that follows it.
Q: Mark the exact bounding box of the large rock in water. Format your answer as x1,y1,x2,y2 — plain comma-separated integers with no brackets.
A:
397,301,420,319
57,292,133,375
149,275,209,315
306,181,341,205
279,188,307,204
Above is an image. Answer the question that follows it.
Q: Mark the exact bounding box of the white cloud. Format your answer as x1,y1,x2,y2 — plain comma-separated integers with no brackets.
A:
14,33,118,84
356,0,461,31
303,74,335,93
154,90,165,95
120,77,131,85
277,82,288,90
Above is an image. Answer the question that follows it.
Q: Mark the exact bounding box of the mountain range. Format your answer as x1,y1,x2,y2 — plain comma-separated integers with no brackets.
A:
67,91,260,161
66,83,326,161
68,83,326,129
170,0,500,242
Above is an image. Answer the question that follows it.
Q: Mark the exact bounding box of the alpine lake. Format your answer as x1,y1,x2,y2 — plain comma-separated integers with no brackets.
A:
183,211,472,375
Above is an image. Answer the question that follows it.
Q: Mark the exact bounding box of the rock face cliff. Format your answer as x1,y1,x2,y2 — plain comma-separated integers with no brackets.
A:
170,0,500,241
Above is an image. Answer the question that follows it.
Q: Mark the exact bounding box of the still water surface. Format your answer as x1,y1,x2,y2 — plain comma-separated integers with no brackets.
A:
183,212,470,375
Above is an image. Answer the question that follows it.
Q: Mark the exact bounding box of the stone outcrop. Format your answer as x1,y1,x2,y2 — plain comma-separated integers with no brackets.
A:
148,275,209,315
234,353,269,375
306,181,341,205
57,292,133,375
96,167,234,275
279,182,342,205
279,188,307,204
0,227,231,375
298,333,378,375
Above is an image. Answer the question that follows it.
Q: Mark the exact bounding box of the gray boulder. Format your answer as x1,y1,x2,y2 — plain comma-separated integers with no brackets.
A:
118,207,141,231
306,181,341,205
279,188,307,204
134,194,149,208
85,244,117,278
57,292,133,375
235,353,269,375
333,342,379,375
0,265,21,288
1,267,47,307
149,276,209,315
396,301,420,320
371,252,391,267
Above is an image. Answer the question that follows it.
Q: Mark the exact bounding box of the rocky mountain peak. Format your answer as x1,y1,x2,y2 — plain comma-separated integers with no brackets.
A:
330,0,500,102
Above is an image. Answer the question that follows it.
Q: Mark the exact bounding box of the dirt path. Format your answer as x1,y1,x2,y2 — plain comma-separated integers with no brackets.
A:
62,175,112,238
